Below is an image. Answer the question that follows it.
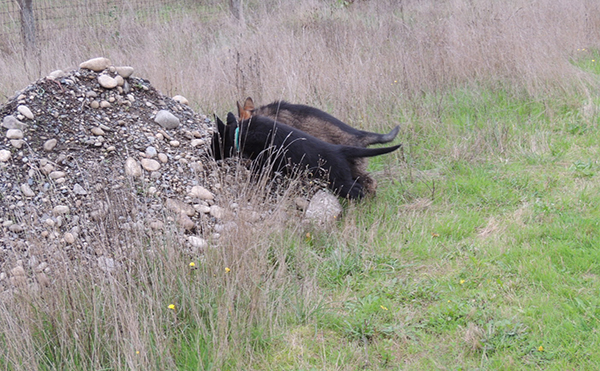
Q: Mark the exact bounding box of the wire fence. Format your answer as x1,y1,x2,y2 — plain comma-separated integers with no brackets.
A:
0,0,194,44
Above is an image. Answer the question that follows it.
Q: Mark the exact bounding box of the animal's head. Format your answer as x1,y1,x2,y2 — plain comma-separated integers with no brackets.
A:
237,97,255,121
211,112,240,160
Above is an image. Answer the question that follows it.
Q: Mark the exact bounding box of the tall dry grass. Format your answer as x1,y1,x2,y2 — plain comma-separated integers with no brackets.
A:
2,0,600,369
1,0,599,124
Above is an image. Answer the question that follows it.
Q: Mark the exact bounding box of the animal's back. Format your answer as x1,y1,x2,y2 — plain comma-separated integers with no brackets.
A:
255,101,365,147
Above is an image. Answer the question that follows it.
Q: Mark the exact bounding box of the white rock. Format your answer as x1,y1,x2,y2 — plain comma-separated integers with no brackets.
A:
154,110,180,129
189,185,214,200
209,205,225,219
10,140,23,148
43,138,57,151
49,171,66,179
47,70,66,80
97,257,116,273
188,236,208,249
172,95,189,105
2,115,26,130
20,183,35,197
98,74,118,89
73,184,88,195
158,153,168,163
52,205,70,215
0,150,11,162
191,139,204,147
64,232,76,244
141,158,161,171
115,75,124,86
91,127,105,136
6,129,23,139
125,157,142,177
17,105,34,120
165,198,196,216
304,190,343,226
80,57,111,72
145,146,157,158
115,66,134,78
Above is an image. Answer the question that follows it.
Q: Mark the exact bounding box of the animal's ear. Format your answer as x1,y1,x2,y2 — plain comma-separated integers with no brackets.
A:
243,97,255,111
226,112,237,126
215,114,226,135
237,101,250,120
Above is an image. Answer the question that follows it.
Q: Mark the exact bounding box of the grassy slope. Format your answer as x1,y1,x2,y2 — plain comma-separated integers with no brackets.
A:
1,1,600,370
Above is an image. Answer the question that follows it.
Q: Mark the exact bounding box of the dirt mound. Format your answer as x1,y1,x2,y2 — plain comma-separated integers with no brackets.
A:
0,59,227,284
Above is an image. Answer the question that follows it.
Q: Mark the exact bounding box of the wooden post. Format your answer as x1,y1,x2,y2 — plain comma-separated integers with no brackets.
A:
229,0,244,25
18,0,36,55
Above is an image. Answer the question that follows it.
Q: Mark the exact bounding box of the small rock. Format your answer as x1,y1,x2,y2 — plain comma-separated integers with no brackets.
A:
125,157,142,177
80,57,111,72
2,115,26,130
64,232,76,244
304,190,343,226
43,138,57,151
115,75,124,86
209,205,225,219
17,105,34,120
188,236,207,249
98,74,118,89
10,266,27,286
189,185,214,200
97,257,116,273
115,66,134,78
52,205,70,215
49,171,66,179
90,100,100,109
158,153,168,163
145,146,157,158
6,129,23,139
73,184,88,195
100,100,111,108
166,198,195,216
191,139,204,147
20,183,35,197
91,127,105,136
178,214,195,230
149,220,164,230
141,158,161,171
172,95,189,105
0,150,11,162
10,139,23,148
169,140,180,147
47,70,66,80
154,110,180,129
9,224,23,233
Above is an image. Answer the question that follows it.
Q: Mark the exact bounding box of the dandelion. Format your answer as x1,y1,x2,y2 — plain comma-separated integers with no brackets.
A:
225,267,231,273
136,351,140,355
460,279,465,285
538,345,544,352
168,304,175,310
380,305,388,311
189,262,196,268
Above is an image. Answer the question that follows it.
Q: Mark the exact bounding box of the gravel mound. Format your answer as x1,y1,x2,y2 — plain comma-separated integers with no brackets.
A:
0,58,227,287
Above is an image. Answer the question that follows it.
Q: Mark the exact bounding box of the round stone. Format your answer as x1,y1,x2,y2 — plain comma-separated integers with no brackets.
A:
141,158,161,171
125,157,142,177
80,57,111,72
43,138,57,151
154,110,180,129
6,129,23,139
17,105,34,120
98,75,118,89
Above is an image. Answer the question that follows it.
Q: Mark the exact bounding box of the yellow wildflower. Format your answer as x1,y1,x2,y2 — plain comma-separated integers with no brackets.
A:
538,345,544,352
168,304,175,310
380,305,388,311
225,267,231,273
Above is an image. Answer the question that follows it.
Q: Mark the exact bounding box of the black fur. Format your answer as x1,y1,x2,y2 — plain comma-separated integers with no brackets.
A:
212,113,401,199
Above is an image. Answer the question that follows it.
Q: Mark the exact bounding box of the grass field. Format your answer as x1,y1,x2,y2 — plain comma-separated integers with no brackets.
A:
1,0,600,369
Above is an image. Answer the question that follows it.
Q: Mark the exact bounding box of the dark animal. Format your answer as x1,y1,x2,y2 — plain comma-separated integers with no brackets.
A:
237,97,400,195
212,112,401,199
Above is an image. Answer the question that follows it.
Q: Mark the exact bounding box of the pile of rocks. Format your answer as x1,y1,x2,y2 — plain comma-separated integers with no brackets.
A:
0,58,230,285
0,57,342,292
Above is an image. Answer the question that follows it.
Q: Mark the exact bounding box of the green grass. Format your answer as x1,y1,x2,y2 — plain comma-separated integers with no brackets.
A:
246,82,600,370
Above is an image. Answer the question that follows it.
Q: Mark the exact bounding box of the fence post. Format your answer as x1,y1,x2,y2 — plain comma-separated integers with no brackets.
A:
229,0,244,25
18,0,36,54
